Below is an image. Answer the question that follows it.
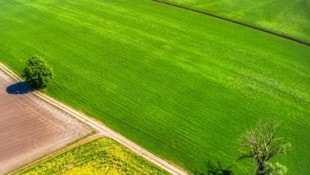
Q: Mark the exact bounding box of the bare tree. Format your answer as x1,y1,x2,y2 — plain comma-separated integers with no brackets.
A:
238,121,291,175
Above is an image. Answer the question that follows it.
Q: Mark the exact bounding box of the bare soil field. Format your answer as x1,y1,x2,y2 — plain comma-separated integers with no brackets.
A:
0,69,92,174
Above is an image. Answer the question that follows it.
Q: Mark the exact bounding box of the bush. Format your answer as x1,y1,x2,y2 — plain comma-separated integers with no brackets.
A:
264,162,287,175
22,56,54,89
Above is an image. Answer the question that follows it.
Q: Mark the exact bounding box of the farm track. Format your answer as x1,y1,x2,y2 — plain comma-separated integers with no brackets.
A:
0,63,188,175
153,0,310,46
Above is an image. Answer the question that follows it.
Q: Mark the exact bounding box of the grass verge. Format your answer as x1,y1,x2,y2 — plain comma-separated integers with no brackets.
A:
160,0,310,43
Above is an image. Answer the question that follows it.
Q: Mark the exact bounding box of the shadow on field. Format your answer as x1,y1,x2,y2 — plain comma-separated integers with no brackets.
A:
196,159,234,175
6,82,34,94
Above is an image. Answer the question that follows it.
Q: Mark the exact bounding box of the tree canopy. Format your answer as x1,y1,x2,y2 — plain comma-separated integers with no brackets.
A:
22,56,54,90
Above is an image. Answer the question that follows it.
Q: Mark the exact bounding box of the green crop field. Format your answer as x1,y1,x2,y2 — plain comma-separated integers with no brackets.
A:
0,0,309,174
17,138,168,175
161,0,310,43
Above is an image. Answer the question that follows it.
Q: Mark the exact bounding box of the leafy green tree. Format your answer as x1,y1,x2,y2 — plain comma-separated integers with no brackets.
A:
22,56,54,89
264,162,287,175
238,121,291,175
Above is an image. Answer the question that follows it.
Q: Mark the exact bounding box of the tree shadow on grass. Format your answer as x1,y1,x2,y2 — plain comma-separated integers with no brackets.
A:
196,159,234,175
6,82,34,94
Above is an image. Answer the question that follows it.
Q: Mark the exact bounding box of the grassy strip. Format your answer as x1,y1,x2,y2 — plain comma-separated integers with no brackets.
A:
17,137,169,175
153,0,310,46
159,0,310,43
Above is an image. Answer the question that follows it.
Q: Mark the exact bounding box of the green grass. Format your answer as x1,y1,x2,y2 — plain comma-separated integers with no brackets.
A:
0,0,309,174
162,0,310,42
17,137,168,175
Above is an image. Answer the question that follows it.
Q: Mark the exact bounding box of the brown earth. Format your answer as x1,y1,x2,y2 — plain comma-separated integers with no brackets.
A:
0,69,92,174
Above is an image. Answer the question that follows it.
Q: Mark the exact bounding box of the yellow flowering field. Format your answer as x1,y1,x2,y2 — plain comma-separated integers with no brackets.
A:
17,137,169,175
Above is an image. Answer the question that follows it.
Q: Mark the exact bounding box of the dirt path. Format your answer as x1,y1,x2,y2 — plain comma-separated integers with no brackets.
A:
0,63,188,175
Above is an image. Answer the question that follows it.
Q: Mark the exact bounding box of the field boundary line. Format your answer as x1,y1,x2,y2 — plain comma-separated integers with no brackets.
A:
153,0,310,46
8,133,100,175
0,63,188,175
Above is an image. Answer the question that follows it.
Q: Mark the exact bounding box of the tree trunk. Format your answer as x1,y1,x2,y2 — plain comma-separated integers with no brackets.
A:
256,161,266,175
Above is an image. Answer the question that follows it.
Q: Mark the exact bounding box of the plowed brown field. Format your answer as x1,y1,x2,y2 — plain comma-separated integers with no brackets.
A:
0,69,92,174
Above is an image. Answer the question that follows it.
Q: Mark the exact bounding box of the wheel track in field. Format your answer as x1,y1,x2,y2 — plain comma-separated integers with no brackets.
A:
0,63,188,175
153,0,310,46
